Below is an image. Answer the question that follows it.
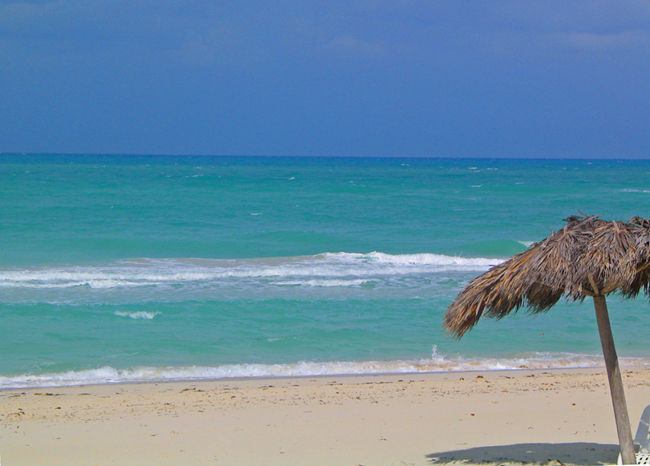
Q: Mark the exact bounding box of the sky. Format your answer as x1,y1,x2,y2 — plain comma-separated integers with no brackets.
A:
1,0,650,158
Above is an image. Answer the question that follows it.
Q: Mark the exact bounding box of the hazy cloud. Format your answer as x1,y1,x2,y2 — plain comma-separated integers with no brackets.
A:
2,0,650,68
2,0,650,157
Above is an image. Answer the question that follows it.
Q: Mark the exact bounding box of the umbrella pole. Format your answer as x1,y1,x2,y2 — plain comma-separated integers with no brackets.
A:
593,295,636,465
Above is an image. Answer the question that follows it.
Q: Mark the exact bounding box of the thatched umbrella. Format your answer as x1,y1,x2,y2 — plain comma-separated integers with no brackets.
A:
445,214,650,465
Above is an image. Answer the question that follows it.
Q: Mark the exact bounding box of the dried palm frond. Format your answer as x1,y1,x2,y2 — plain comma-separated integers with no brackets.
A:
444,214,650,338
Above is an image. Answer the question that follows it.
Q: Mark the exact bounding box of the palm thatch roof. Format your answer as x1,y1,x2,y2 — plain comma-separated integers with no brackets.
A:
445,214,650,338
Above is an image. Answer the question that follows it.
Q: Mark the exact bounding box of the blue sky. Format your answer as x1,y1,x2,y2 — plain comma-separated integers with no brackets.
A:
1,0,649,158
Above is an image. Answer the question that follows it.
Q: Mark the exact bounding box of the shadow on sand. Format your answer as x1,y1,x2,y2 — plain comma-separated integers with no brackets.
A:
427,442,620,465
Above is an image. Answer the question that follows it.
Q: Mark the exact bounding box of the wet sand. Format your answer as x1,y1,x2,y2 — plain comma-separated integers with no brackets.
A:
2,367,650,465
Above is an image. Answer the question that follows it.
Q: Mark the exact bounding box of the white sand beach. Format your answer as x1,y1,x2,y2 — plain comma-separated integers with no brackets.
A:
2,367,650,465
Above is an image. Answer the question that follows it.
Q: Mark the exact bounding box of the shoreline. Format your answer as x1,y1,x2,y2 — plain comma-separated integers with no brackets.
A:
5,353,650,391
0,364,622,392
2,366,650,465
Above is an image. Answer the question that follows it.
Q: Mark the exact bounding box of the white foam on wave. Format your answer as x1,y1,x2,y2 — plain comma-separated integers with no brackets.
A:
0,252,503,290
621,189,650,194
517,241,535,248
114,311,160,320
272,279,371,287
2,353,648,389
322,252,500,267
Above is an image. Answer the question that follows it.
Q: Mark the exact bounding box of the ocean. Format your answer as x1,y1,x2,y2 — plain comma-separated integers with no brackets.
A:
1,154,650,389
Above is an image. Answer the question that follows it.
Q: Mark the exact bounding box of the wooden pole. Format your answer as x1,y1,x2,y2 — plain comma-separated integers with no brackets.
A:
593,295,636,465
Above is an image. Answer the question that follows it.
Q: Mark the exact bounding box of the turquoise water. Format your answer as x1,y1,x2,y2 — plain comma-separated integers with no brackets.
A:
1,154,650,388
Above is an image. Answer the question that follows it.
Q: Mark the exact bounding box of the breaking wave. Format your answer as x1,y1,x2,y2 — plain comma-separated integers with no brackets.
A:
114,311,160,320
2,353,647,389
0,252,503,291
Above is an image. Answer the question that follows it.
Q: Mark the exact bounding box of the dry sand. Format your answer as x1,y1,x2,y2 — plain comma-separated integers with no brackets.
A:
2,367,650,465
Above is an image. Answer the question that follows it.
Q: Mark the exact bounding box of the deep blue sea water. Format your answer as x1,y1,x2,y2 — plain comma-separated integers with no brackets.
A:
1,154,650,388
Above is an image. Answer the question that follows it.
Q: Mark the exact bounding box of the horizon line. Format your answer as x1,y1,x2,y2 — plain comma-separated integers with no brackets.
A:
0,152,648,162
